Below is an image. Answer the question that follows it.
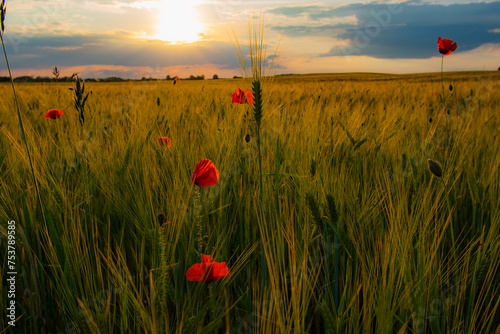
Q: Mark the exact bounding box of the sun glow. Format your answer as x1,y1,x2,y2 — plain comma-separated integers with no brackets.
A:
154,1,204,44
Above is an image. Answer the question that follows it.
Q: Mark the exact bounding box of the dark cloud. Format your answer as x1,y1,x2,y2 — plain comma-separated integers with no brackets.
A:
4,33,240,72
270,1,500,58
267,6,324,17
272,24,354,38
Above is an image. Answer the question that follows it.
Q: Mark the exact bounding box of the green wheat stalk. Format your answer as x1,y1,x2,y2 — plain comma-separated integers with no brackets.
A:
230,12,280,288
69,76,91,228
0,0,47,227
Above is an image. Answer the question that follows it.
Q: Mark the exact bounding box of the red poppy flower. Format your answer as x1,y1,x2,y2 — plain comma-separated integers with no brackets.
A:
158,137,172,148
437,37,457,55
190,158,219,187
44,109,63,119
185,255,229,283
232,88,254,105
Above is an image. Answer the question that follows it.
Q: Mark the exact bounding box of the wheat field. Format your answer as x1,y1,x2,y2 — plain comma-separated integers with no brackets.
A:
1,71,499,333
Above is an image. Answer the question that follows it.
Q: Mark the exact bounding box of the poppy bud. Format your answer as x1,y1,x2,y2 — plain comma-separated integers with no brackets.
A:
157,213,166,226
449,84,453,91
429,118,432,123
427,159,443,178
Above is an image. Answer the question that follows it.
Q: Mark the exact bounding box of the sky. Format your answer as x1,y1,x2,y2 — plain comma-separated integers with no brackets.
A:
1,0,499,79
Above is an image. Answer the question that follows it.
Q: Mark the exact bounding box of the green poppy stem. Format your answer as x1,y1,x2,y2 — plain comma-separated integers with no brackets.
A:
441,55,445,99
194,187,204,255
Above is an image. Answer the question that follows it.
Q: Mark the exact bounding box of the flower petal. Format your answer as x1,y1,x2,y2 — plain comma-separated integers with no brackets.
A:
211,262,229,281
186,263,203,281
190,159,219,187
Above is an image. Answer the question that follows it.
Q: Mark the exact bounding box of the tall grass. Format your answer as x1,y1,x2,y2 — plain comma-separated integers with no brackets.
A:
0,71,499,333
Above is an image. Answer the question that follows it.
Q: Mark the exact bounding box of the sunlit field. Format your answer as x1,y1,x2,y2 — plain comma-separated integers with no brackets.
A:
1,71,500,333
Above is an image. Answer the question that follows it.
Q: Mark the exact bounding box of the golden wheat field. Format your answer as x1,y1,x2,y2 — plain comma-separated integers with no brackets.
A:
1,71,500,333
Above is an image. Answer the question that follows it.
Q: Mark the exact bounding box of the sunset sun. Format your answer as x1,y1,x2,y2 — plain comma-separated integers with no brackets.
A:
155,1,204,44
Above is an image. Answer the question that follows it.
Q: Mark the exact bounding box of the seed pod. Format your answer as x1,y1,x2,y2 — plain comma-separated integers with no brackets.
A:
427,159,442,178
449,84,453,91
310,157,316,177
244,133,251,143
1,0,5,33
157,213,166,226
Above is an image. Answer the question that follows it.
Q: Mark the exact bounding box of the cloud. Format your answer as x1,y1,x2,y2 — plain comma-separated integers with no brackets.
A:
4,32,241,75
267,5,325,17
269,1,500,59
272,22,355,38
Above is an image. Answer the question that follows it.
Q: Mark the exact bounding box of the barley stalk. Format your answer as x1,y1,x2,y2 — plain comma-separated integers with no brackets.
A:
0,0,47,228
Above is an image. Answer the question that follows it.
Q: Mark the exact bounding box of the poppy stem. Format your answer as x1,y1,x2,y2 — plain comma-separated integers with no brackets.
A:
0,27,47,228
194,187,204,255
441,55,445,99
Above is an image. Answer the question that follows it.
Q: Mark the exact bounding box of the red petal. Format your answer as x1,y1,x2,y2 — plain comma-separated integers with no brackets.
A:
185,263,203,281
437,38,456,55
45,109,63,119
442,38,452,49
158,137,172,147
194,170,219,187
232,88,249,104
232,91,240,104
211,262,229,280
201,254,214,264
439,47,451,55
245,89,254,105
187,255,228,283
190,159,219,187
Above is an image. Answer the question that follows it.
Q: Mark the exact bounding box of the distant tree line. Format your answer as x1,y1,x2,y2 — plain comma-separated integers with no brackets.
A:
165,74,206,81
0,76,101,83
0,74,235,83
